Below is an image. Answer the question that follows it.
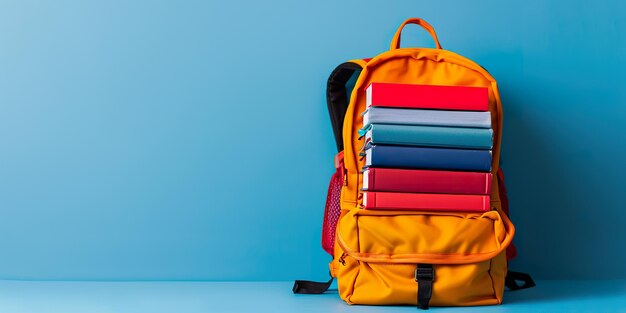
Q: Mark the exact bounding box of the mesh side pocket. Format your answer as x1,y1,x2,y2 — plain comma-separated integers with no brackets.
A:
322,167,343,255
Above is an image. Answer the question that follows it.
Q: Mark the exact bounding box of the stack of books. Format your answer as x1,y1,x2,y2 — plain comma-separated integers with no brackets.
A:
360,82,493,212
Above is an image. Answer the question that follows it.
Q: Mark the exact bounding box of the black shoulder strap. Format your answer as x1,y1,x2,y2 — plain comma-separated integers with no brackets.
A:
505,271,536,291
293,61,364,295
292,275,334,294
327,61,364,152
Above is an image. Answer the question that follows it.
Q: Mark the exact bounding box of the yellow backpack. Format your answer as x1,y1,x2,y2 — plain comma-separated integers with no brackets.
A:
294,18,534,309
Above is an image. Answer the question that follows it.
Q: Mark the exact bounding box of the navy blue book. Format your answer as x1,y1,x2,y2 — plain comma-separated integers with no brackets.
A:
364,145,492,172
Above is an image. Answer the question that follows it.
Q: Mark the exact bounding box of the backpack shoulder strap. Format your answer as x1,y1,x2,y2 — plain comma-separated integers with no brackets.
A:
499,168,536,291
293,59,367,295
327,59,367,151
293,275,334,294
506,271,536,291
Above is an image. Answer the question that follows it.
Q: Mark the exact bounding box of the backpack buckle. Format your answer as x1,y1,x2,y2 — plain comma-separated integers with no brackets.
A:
415,264,434,310
415,266,434,282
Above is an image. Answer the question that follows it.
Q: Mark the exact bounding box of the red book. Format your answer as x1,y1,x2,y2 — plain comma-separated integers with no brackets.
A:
363,168,492,195
362,192,490,212
366,82,489,111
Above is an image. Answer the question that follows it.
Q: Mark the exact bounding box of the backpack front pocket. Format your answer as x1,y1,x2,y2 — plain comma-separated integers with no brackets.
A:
334,208,513,306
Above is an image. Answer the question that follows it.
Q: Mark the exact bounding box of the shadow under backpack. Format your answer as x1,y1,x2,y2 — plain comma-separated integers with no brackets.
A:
293,18,535,309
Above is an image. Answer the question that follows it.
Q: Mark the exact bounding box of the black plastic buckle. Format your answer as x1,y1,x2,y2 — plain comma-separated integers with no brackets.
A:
415,264,434,310
415,266,434,282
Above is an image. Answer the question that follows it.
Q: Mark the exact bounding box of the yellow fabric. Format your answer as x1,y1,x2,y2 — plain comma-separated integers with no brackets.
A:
331,18,513,307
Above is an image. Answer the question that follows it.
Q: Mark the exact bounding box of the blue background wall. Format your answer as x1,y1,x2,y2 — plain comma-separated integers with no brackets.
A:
0,0,624,280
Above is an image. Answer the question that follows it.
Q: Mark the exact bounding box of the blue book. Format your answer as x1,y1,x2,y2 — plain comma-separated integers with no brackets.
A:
363,107,492,128
365,145,492,172
360,124,493,149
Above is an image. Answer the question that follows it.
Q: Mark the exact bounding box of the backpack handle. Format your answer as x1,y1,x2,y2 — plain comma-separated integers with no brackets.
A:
390,18,442,50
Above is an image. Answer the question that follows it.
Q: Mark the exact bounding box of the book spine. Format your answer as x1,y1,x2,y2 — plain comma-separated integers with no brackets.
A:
367,82,489,111
367,168,493,195
363,191,376,209
370,124,493,149
368,145,492,172
363,192,490,212
363,107,492,129
366,168,376,190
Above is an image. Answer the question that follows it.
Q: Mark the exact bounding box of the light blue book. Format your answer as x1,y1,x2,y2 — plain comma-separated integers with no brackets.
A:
362,107,492,129
359,124,493,149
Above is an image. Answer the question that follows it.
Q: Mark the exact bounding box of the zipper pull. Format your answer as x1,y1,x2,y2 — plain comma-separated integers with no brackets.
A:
338,252,347,266
357,124,372,139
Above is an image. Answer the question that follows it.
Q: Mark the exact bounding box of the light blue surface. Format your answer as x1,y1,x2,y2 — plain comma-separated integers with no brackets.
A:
0,0,625,281
0,280,624,313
